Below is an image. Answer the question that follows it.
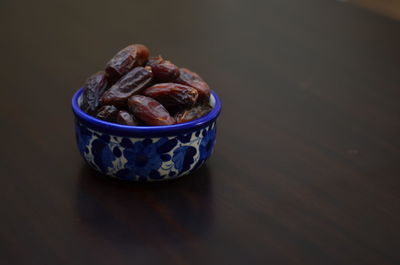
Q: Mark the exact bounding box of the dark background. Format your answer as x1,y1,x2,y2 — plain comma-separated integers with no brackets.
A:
1,0,400,264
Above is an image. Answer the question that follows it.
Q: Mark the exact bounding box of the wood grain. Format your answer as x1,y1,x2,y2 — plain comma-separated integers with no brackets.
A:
0,0,399,264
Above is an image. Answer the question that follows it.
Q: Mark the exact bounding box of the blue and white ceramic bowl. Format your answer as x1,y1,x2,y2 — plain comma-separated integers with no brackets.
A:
71,88,221,181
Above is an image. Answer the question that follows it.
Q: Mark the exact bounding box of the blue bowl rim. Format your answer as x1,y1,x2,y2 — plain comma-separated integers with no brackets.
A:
71,88,221,137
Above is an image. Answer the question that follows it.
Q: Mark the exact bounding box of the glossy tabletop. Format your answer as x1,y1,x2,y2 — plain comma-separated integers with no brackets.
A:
1,0,400,264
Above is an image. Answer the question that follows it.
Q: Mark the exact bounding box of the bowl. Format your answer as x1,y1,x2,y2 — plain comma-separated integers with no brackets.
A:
71,88,221,181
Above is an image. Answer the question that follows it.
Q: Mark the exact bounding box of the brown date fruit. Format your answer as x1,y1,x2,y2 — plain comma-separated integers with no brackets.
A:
175,103,213,123
105,44,149,81
81,71,109,114
176,68,211,101
101,66,153,108
147,56,179,82
142,83,198,110
96,105,119,122
128,95,175,126
116,110,139,126
146,56,163,67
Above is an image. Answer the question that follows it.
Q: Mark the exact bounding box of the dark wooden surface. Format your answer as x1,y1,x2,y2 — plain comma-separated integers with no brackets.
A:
1,0,400,264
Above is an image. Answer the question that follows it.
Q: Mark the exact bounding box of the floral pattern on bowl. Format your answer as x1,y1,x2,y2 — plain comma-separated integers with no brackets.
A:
75,120,217,181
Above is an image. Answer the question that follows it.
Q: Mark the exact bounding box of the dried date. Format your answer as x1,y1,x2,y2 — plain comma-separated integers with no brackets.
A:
96,105,119,122
142,83,198,110
81,71,109,114
176,68,210,101
101,66,153,107
128,95,175,126
105,44,149,81
147,56,179,82
116,110,139,126
81,43,215,126
146,56,163,67
174,103,213,123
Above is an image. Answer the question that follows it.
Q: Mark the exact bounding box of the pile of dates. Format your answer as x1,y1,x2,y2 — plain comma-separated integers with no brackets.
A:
81,44,212,126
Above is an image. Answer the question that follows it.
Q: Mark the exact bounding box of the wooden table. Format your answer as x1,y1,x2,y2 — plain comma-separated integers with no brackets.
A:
1,0,399,264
